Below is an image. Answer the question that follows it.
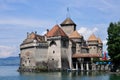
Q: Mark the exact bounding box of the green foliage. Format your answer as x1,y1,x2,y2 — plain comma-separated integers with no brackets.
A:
107,21,120,70
93,58,100,62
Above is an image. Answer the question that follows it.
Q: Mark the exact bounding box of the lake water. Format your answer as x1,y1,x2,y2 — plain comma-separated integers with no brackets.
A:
0,66,120,80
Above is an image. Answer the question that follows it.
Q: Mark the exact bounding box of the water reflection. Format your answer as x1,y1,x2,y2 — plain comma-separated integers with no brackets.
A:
0,66,120,80
109,73,120,80
19,71,113,80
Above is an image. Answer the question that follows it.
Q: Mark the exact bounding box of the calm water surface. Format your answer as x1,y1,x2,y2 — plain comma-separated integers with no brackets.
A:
0,66,120,80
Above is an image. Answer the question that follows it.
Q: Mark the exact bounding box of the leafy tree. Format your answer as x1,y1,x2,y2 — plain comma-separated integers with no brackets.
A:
107,22,120,71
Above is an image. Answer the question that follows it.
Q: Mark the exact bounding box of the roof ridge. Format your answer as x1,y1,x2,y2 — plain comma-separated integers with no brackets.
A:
69,30,82,38
97,37,102,43
88,33,98,41
47,24,68,37
60,17,76,26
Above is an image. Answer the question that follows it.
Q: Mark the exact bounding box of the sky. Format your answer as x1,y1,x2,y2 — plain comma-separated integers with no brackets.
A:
0,0,120,58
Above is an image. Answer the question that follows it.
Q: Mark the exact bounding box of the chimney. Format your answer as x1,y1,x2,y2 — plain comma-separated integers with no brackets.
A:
27,32,29,38
47,29,49,33
35,31,37,34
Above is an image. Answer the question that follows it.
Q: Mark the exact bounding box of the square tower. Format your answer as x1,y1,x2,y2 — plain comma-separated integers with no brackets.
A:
60,17,76,36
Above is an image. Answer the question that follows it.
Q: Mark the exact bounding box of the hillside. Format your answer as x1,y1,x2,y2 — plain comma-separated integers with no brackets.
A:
0,57,19,66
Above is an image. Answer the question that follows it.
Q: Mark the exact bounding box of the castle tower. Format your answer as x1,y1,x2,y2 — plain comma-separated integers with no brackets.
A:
69,30,83,53
97,37,103,54
60,17,76,36
20,32,48,67
87,34,98,54
46,24,69,69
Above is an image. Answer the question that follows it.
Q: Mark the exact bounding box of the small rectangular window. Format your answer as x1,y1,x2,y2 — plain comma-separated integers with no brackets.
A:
53,51,55,54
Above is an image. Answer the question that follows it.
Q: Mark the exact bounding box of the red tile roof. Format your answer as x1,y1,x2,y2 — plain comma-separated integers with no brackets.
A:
69,31,82,39
46,24,68,37
21,32,45,45
72,53,102,58
97,37,103,44
88,33,98,41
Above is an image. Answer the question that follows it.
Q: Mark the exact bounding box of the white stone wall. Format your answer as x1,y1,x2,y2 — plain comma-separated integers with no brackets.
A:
35,48,48,62
20,47,36,67
76,43,81,53
89,46,98,54
47,40,61,68
88,41,98,54
61,47,69,69
20,42,48,67
98,44,103,54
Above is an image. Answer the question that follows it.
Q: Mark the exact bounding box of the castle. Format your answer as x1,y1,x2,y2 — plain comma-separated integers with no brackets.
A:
19,17,103,71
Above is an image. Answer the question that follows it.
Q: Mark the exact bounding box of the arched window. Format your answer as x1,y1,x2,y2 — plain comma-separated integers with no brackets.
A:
53,51,55,54
50,40,57,46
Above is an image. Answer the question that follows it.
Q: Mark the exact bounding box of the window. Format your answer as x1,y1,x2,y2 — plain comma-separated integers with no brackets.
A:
63,40,67,47
29,60,30,63
53,51,55,54
52,58,54,60
50,41,57,46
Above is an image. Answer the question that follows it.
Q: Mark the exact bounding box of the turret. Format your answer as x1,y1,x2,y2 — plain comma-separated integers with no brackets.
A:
46,24,69,69
60,17,76,36
87,34,98,54
97,37,103,54
69,31,83,53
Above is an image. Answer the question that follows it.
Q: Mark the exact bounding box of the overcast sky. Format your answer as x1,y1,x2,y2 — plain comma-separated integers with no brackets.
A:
0,0,120,58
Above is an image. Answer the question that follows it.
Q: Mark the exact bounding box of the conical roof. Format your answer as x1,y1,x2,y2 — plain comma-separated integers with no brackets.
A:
88,34,98,41
60,17,76,26
47,24,67,37
69,31,82,38
97,37,102,44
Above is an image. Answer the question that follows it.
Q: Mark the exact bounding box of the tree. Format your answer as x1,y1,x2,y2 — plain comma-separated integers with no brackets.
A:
107,22,120,71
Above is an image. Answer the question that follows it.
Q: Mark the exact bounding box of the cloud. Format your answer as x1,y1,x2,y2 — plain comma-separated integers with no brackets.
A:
41,31,47,35
103,40,107,45
77,26,108,51
0,18,54,27
0,45,18,58
65,0,120,16
0,0,29,10
77,27,98,40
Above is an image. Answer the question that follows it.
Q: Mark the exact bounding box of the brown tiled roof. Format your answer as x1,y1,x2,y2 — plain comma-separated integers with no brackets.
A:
21,32,45,45
60,17,76,26
28,32,36,39
88,34,98,41
46,24,68,37
97,37,102,44
72,53,102,58
69,31,82,39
